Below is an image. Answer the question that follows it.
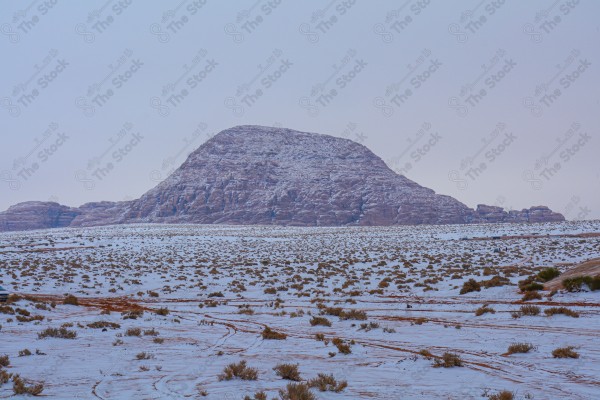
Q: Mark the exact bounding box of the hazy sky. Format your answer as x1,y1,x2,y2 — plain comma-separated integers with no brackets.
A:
1,0,598,220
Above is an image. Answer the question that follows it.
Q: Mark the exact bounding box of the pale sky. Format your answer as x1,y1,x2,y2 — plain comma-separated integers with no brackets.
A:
1,0,598,220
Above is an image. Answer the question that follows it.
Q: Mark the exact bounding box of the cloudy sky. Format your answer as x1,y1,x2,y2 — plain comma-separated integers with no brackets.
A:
1,0,598,220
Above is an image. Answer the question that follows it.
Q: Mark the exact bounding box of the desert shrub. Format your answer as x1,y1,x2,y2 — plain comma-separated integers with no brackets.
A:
481,275,510,288
358,322,380,331
507,343,533,355
125,328,142,337
563,275,600,292
0,355,9,367
18,349,32,357
488,390,514,400
538,267,560,282
520,305,540,316
315,333,325,341
63,294,79,306
208,291,224,298
278,383,315,400
544,307,579,318
144,328,159,336
308,373,347,392
264,287,277,294
433,352,463,368
12,375,44,395
273,363,301,381
419,349,433,359
87,321,121,329
340,309,367,320
38,327,76,339
460,279,480,294
244,392,267,400
262,326,287,340
135,352,153,360
321,307,343,317
155,307,169,316
475,305,495,316
122,309,144,320
309,316,331,327
521,291,542,301
521,282,544,292
332,338,351,354
552,346,579,359
218,360,258,381
0,369,11,385
153,337,164,344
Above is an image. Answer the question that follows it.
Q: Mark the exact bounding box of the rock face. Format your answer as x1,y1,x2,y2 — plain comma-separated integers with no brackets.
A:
472,204,565,223
0,125,565,231
0,202,81,232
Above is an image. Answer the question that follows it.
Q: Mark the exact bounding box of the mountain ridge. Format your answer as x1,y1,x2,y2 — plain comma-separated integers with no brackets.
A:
0,125,564,232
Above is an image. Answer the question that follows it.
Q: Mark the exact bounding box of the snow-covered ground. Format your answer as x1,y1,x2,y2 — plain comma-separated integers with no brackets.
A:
0,221,599,399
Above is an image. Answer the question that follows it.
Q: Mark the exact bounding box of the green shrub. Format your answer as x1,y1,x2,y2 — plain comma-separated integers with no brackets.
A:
538,267,560,282
563,275,600,292
38,327,76,339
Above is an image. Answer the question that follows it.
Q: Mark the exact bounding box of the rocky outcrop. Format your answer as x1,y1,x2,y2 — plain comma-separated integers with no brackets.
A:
472,204,565,223
0,202,81,232
0,125,565,231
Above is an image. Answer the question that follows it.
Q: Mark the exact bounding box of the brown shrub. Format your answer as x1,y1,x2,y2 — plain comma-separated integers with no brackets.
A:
262,326,287,340
218,360,258,381
307,373,347,392
552,346,579,359
433,352,463,368
273,363,301,381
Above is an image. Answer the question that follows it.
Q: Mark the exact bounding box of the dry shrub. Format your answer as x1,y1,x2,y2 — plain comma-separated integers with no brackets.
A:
552,346,579,359
544,307,579,318
38,327,76,339
87,321,121,329
475,305,495,316
218,360,258,381
506,343,533,355
155,307,169,316
0,369,11,385
0,355,9,368
520,305,540,316
521,291,542,301
488,390,514,400
126,328,142,337
460,279,480,294
63,294,79,306
12,375,44,396
278,383,315,400
273,363,301,381
307,373,347,392
433,352,463,368
310,316,331,327
262,326,287,340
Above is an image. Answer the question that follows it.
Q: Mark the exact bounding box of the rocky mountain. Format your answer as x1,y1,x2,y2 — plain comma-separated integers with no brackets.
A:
0,125,565,232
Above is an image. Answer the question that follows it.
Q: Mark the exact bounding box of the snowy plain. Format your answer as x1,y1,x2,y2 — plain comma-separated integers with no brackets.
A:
0,221,599,399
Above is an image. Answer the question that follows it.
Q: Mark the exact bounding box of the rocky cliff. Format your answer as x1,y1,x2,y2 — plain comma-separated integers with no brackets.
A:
0,125,565,231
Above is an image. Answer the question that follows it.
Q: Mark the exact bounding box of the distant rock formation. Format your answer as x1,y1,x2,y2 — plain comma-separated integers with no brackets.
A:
0,125,565,232
471,204,565,223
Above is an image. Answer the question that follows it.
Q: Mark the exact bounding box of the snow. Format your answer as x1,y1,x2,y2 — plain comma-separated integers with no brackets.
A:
0,221,599,399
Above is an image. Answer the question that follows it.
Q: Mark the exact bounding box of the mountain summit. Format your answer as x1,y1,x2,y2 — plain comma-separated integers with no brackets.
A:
0,125,564,231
